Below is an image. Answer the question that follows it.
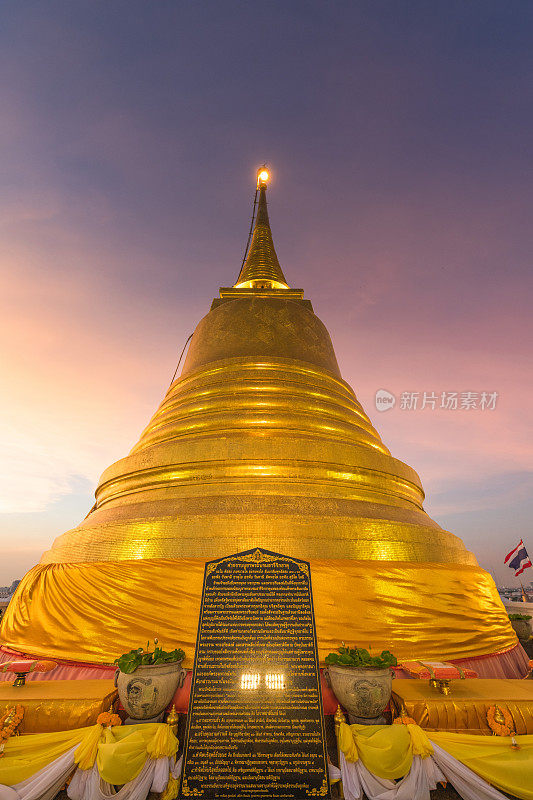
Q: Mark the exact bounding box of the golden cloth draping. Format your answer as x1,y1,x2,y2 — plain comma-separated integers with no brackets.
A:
429,729,533,800
338,722,533,800
338,721,434,777
0,557,516,665
1,719,532,800
392,678,533,734
0,722,177,786
338,722,415,778
75,721,105,769
96,723,178,784
0,680,117,733
0,727,87,785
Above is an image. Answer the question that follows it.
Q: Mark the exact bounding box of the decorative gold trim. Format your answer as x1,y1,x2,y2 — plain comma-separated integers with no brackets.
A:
487,704,515,737
206,548,308,576
307,778,329,796
181,778,202,796
334,703,346,738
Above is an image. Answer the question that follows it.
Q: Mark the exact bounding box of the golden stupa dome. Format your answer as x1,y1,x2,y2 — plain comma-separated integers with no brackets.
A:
0,168,519,671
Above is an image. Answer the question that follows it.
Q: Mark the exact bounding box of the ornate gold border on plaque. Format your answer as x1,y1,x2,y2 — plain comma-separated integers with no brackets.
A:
181,777,203,796
307,778,329,796
206,548,310,576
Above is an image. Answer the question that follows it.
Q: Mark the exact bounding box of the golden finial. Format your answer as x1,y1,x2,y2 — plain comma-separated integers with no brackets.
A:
334,704,346,738
234,163,289,290
166,703,179,736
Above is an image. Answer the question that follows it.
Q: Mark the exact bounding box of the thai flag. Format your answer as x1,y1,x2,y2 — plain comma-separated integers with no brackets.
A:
504,540,532,577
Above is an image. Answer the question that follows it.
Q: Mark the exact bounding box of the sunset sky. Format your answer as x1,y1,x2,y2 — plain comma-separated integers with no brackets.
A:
1,1,532,586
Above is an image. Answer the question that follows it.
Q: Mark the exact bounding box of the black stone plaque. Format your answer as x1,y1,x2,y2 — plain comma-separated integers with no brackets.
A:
180,548,329,799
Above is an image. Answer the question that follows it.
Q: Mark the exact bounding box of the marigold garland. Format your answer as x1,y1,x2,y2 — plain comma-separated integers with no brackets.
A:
487,704,514,737
0,704,24,755
97,711,122,727
393,715,417,726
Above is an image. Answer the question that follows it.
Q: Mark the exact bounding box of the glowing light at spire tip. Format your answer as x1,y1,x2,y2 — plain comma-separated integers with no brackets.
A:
257,166,270,187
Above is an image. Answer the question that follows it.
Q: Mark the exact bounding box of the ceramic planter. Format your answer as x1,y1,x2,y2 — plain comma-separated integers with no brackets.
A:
325,664,393,723
115,661,186,720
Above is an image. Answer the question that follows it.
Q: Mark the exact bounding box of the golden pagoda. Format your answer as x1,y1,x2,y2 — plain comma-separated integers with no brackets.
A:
0,168,524,675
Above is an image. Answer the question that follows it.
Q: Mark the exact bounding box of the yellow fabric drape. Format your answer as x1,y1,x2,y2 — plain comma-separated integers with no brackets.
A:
0,679,117,734
0,723,178,787
405,723,434,759
338,723,415,779
430,730,533,800
338,722,533,800
146,723,179,759
74,722,105,769
97,728,148,784
0,728,87,785
337,722,359,763
160,774,179,800
392,678,533,734
96,724,178,784
0,557,516,664
1,721,533,800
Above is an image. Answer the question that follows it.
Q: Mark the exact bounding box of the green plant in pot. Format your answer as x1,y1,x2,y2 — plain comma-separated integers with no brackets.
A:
508,613,532,641
324,644,397,724
114,639,186,721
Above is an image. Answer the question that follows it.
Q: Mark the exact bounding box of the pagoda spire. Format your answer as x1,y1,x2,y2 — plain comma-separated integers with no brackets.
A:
234,167,290,289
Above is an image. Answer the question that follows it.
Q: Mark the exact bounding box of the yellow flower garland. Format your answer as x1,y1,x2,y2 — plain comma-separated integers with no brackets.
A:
0,705,24,755
487,704,514,737
393,715,417,726
96,712,122,728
